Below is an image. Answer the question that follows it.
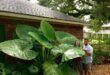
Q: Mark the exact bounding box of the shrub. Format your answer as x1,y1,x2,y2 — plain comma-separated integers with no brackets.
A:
93,50,110,65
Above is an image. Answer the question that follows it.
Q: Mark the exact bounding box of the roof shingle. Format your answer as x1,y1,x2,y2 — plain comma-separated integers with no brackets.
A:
0,0,86,24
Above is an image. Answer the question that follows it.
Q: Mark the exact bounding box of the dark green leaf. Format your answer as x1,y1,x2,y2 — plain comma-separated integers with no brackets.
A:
40,20,56,41
16,24,38,40
0,39,38,60
55,31,78,44
29,32,53,49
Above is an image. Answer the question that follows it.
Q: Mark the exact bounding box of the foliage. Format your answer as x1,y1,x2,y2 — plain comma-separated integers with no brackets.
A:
62,47,85,62
93,50,110,65
0,39,38,60
28,32,53,49
43,61,62,75
40,20,56,41
59,63,78,75
55,31,78,44
38,0,93,16
28,65,39,74
38,0,110,31
0,61,38,75
16,24,38,41
86,33,110,65
0,20,85,75
88,34,110,51
90,19,102,32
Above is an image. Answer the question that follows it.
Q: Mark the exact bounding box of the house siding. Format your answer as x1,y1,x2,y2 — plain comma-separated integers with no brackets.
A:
0,19,83,40
53,24,83,39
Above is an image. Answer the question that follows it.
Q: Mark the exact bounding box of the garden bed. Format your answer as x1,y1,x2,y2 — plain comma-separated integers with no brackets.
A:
92,64,110,75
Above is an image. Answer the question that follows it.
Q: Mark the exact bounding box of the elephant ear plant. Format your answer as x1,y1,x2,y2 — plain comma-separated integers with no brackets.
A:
0,20,85,75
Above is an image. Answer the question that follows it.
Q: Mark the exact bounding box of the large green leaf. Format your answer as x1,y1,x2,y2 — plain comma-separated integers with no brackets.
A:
62,47,85,62
55,31,78,44
59,63,78,75
0,39,38,60
51,44,85,62
16,24,38,40
40,20,56,41
51,44,73,56
43,61,62,75
28,32,53,49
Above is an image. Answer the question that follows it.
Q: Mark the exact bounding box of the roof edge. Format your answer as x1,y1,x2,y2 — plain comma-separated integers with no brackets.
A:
0,12,89,26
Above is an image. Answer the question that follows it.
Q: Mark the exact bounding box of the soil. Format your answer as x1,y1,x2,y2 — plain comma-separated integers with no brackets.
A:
92,64,110,75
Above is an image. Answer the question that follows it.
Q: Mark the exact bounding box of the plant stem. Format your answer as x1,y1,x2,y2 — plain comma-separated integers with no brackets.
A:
2,69,6,75
42,46,45,61
46,49,50,60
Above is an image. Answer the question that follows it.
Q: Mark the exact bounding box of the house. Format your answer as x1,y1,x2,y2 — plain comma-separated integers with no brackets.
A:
0,0,87,42
83,23,110,39
98,23,110,35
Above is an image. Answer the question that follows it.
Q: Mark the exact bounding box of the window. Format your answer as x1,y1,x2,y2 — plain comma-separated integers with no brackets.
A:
0,24,5,42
